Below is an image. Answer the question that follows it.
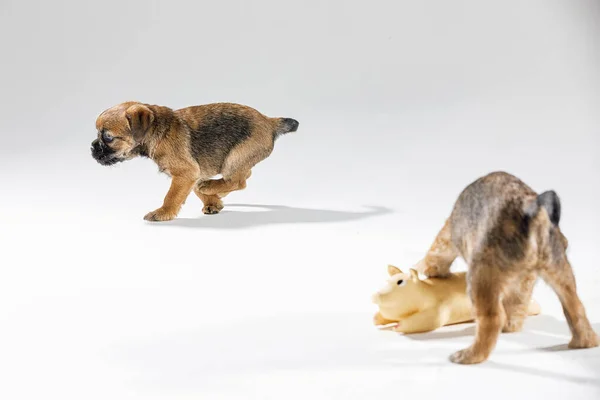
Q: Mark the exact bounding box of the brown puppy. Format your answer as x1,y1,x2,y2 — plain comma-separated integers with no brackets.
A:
91,102,299,221
417,171,598,364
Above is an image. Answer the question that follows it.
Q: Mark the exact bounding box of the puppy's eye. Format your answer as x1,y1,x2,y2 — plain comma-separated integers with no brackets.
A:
397,280,405,286
101,131,114,143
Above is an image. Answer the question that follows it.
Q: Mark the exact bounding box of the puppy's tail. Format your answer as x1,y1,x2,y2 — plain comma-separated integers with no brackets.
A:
273,117,299,138
524,190,561,226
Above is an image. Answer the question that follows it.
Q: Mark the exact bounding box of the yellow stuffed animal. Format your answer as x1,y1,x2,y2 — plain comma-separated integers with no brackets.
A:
372,265,541,334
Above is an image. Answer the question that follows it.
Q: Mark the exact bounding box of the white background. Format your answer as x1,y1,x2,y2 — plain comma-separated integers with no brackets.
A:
0,0,599,399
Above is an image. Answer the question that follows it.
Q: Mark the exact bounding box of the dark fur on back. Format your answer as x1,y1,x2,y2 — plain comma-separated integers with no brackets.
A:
187,109,252,171
450,172,538,264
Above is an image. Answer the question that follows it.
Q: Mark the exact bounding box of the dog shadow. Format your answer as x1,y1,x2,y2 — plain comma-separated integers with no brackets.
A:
159,204,393,229
110,313,600,392
404,314,600,385
405,314,596,348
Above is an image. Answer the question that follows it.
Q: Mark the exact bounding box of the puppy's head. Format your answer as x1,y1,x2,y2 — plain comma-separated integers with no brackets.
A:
91,102,154,166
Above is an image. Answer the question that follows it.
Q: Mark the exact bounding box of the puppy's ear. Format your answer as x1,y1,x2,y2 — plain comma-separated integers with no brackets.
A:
125,104,154,142
387,265,402,276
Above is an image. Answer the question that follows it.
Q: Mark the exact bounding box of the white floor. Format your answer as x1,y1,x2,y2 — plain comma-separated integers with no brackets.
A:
1,0,598,397
1,112,599,400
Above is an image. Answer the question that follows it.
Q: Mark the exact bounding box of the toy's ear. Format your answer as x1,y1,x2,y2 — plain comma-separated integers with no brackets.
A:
387,265,402,276
409,269,419,281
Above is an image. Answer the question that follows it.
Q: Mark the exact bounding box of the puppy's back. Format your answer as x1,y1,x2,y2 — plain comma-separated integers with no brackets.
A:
449,172,539,264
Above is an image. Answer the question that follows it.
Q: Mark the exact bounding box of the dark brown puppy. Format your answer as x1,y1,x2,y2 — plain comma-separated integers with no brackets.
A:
91,102,299,221
417,171,598,364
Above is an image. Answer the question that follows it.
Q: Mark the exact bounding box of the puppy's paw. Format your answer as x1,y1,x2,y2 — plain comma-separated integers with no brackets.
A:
417,259,449,279
569,332,599,349
423,267,445,278
449,347,488,365
202,204,223,215
144,208,177,222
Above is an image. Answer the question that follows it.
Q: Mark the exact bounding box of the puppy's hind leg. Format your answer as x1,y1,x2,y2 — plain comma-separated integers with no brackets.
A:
194,187,224,215
198,133,268,208
218,171,253,199
502,271,538,333
417,218,458,278
197,169,251,197
450,265,506,364
540,257,599,349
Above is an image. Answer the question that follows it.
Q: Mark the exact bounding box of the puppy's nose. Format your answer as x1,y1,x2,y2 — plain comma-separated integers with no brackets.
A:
91,139,103,157
91,139,103,151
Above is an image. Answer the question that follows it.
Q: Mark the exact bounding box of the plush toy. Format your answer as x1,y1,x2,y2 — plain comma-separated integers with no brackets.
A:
372,265,541,334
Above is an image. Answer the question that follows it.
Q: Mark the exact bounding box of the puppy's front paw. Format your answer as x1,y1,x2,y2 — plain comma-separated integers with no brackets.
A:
416,259,446,278
422,267,442,278
144,208,177,222
449,347,488,365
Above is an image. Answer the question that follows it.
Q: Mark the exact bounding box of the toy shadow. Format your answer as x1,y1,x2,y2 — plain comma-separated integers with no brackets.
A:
156,204,392,229
110,313,600,391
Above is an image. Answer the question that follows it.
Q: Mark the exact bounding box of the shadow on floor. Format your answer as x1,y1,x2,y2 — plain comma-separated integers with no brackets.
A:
405,314,596,349
111,313,600,390
405,314,600,386
155,204,393,229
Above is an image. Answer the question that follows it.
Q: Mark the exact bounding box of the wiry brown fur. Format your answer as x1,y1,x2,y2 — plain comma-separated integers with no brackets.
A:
417,171,598,364
91,102,298,221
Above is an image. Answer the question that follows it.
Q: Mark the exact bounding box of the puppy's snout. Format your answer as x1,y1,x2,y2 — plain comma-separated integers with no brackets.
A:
91,138,120,165
91,139,103,155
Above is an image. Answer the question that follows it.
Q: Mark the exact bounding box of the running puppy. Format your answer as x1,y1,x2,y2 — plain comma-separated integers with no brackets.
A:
91,102,299,221
416,171,598,364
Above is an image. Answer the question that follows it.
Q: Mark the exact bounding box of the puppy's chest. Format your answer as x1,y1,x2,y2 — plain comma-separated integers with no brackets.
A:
156,163,172,176
153,158,172,176
152,150,182,177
